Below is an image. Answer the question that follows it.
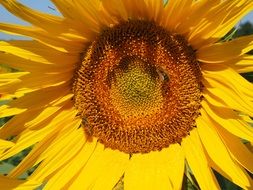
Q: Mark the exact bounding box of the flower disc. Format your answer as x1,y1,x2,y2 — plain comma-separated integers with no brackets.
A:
73,20,202,153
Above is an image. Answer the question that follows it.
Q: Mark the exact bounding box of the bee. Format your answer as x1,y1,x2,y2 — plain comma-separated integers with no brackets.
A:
156,67,170,96
156,67,170,82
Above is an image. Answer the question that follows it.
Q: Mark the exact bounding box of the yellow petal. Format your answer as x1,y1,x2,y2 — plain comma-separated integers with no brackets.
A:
0,72,29,96
0,53,72,73
91,149,129,190
27,123,85,182
226,55,253,73
0,176,40,190
0,139,14,150
203,82,253,117
50,0,76,19
165,144,185,190
177,0,220,34
202,62,253,89
203,69,253,101
1,84,70,115
0,72,29,81
0,91,72,140
202,55,253,73
181,129,220,190
0,105,26,118
246,142,253,153
0,23,84,53
209,117,253,174
201,63,253,100
197,116,251,189
240,114,253,124
0,105,77,160
197,35,253,63
0,109,43,139
189,1,253,48
0,72,72,94
25,107,62,127
200,109,253,184
0,72,28,92
210,1,253,42
102,0,128,21
125,144,184,190
121,0,149,19
144,0,164,21
42,140,97,190
66,143,128,190
73,0,117,30
162,0,193,31
51,0,105,39
7,135,55,178
0,40,79,65
201,100,253,143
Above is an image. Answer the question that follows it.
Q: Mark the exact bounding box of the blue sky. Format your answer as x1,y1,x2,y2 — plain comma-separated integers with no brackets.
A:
0,0,253,39
0,0,58,23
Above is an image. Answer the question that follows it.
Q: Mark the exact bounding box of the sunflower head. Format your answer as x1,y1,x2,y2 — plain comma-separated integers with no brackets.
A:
73,20,202,153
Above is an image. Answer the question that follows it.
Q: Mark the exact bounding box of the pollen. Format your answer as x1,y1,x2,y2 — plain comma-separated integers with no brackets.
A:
72,20,202,153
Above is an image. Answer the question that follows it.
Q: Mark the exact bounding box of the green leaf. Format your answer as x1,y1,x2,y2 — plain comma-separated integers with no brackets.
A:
241,72,253,82
214,171,242,190
0,162,15,175
223,28,238,42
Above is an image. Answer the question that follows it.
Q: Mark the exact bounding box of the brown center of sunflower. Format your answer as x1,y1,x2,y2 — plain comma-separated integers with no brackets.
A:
73,20,202,154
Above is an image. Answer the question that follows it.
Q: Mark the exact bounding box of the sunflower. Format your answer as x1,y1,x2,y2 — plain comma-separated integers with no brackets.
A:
0,0,253,189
